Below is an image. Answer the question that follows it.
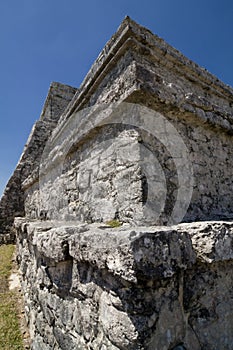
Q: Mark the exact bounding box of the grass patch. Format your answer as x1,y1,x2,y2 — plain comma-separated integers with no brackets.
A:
105,219,122,228
0,244,24,350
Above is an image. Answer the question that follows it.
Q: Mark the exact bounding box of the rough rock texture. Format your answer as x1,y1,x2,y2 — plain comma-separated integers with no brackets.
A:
15,219,233,349
0,17,233,237
15,16,233,228
1,16,233,350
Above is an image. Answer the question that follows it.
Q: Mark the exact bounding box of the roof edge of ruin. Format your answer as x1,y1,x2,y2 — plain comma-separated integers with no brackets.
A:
61,16,232,119
39,81,78,121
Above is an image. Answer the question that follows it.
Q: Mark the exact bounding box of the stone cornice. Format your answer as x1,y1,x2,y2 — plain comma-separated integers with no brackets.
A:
60,16,232,119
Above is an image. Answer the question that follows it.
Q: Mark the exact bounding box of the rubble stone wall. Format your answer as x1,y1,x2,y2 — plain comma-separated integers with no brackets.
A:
1,17,233,238
15,219,233,350
30,105,233,226
1,16,233,350
22,18,233,227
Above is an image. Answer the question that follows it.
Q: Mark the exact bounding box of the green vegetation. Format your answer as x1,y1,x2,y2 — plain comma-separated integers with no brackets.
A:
0,244,24,350
105,219,122,228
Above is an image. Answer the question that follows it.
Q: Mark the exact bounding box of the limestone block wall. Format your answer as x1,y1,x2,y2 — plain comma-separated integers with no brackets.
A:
23,17,233,227
1,17,233,239
1,16,233,350
25,125,145,224
15,218,233,350
33,104,233,226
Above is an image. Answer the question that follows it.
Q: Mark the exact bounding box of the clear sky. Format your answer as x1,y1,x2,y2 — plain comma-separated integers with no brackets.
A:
0,0,232,197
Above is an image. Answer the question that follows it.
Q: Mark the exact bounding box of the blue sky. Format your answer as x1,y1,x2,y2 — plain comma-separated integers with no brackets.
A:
0,0,232,197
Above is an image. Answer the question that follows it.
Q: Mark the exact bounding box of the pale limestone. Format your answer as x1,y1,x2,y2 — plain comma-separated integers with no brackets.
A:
1,16,233,350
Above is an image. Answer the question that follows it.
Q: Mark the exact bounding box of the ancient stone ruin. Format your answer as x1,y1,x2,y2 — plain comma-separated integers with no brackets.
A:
1,17,233,349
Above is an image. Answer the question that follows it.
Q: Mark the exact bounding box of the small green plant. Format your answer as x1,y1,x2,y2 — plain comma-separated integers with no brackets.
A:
0,244,24,350
105,219,122,228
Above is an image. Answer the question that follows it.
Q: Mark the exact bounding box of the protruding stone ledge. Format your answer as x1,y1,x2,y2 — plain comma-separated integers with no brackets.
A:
15,219,196,283
15,218,233,349
15,218,233,267
178,221,233,263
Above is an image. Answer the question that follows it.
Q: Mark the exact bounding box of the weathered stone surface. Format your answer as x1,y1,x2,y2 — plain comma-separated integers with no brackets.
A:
178,221,233,263
15,219,233,349
21,16,233,227
1,17,233,238
1,16,233,350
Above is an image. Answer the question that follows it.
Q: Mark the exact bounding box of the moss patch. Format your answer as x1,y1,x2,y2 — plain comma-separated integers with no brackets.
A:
105,219,122,228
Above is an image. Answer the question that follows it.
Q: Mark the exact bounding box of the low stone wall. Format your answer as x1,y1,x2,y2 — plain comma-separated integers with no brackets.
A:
15,218,233,350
